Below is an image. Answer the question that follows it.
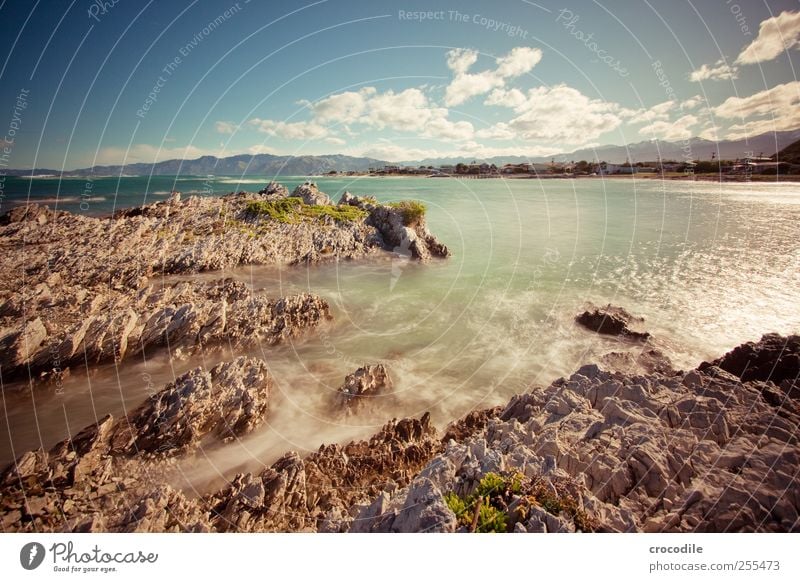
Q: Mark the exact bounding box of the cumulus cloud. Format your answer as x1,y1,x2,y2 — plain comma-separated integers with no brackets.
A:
214,121,237,134
488,84,622,143
311,87,375,124
444,47,542,106
446,48,479,75
475,122,517,140
248,86,476,143
714,81,800,139
689,59,739,82
247,118,329,140
639,115,699,141
681,95,705,110
736,10,800,64
636,100,676,123
354,140,557,163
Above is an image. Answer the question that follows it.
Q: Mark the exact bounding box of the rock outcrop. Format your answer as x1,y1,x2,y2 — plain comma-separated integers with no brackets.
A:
576,304,651,341
336,364,393,410
0,183,450,382
0,357,273,532
112,357,273,456
291,182,333,206
699,332,799,385
0,278,330,380
4,335,796,533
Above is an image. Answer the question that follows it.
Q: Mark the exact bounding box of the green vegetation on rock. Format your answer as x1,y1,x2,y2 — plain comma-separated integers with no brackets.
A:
245,198,367,223
444,471,596,533
387,200,426,226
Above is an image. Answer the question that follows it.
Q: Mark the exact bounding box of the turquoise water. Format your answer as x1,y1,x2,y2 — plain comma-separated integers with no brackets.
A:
2,176,799,486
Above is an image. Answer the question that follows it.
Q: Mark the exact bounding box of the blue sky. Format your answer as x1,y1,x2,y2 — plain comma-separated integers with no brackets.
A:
1,0,799,168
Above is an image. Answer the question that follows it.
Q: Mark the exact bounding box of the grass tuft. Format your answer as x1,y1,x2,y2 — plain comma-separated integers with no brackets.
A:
245,199,367,224
387,200,426,226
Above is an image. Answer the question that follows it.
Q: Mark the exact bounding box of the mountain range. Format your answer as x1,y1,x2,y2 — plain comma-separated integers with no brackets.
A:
402,130,800,166
4,130,799,176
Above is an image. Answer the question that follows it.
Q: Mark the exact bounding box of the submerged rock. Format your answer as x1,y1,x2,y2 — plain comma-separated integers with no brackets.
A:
576,304,651,341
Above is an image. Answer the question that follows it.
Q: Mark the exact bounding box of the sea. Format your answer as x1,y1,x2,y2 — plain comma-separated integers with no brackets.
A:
1,175,799,489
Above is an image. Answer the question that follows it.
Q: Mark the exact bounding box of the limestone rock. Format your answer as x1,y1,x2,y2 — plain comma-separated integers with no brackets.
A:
337,364,392,409
575,304,651,340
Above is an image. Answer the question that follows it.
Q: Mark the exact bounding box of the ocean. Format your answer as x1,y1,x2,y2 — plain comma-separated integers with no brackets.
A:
2,175,799,488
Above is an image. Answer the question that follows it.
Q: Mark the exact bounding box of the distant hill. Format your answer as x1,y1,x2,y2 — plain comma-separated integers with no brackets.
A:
403,130,800,166
3,153,387,177
5,130,800,176
773,137,800,164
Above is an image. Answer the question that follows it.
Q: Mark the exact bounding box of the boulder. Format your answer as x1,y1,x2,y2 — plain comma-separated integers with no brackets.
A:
576,304,651,341
699,333,799,385
336,364,392,409
291,182,333,206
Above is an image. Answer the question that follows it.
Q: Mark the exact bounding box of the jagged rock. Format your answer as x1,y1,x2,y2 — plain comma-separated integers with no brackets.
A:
699,333,799,385
0,203,53,226
115,357,273,455
600,348,676,375
1,279,330,380
0,183,449,382
291,182,333,206
366,205,450,262
5,337,797,533
576,304,651,341
336,364,392,409
258,181,289,197
350,477,456,532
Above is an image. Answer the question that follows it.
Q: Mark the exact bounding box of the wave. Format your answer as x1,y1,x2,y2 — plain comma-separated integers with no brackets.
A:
214,178,268,185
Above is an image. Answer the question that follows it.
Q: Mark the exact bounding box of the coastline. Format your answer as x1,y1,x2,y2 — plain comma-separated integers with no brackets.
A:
0,181,798,533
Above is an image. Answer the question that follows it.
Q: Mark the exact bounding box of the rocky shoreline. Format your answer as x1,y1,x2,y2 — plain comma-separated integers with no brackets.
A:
1,333,797,533
1,183,797,533
0,182,449,381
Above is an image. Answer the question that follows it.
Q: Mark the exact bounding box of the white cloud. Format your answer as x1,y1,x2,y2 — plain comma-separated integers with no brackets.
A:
485,88,527,108
352,140,558,163
312,87,375,124
638,115,699,141
715,81,800,119
214,121,237,134
446,48,479,75
364,88,434,130
635,100,676,123
444,47,542,106
689,59,738,82
714,81,800,139
324,137,346,146
736,10,800,64
681,95,705,110
492,84,623,143
475,122,516,140
247,118,329,140
421,117,475,140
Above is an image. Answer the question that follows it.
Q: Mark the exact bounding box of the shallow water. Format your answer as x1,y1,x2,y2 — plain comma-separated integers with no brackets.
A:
2,176,799,492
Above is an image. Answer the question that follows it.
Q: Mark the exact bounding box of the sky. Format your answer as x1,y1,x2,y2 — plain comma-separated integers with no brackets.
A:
0,0,799,168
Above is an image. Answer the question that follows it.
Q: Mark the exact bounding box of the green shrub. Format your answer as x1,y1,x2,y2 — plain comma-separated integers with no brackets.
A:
245,199,367,223
387,200,426,226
